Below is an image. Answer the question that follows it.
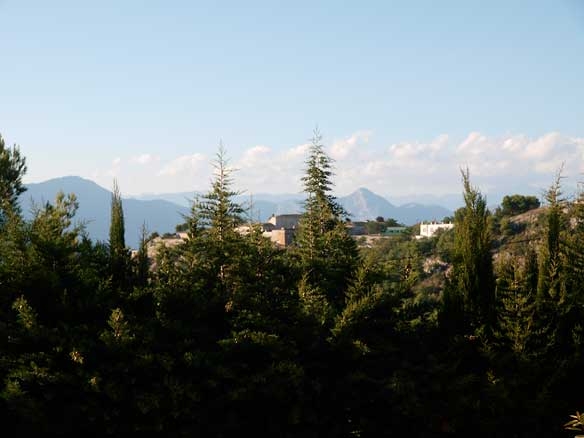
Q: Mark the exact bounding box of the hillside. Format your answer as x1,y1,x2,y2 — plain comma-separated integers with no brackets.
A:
375,205,549,300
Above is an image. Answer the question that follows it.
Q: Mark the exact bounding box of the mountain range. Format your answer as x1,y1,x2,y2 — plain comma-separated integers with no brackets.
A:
133,188,453,224
20,177,453,249
20,177,190,249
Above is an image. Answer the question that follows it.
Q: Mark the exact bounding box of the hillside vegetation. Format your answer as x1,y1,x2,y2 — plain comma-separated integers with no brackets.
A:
1,132,583,437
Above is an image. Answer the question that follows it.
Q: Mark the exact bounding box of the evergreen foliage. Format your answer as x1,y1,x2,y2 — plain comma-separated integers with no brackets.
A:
191,144,245,241
135,222,150,287
0,134,26,223
2,132,584,437
500,194,541,216
443,168,495,332
294,129,359,317
537,169,566,305
109,179,129,289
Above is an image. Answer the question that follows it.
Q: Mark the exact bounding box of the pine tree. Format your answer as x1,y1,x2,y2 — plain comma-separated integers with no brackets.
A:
182,144,246,286
4,192,113,435
0,134,27,224
194,144,245,242
294,128,359,317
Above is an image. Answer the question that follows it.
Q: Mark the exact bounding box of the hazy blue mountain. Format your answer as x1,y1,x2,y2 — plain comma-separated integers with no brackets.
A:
393,202,453,225
131,191,195,207
233,194,303,221
388,193,465,211
21,176,188,249
132,191,304,222
239,192,304,203
338,188,452,224
388,184,549,212
20,177,454,247
133,186,452,225
133,187,546,222
338,187,397,221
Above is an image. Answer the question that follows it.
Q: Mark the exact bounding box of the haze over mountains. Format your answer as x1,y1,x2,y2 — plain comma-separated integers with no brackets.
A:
20,176,454,249
20,177,190,249
134,188,453,224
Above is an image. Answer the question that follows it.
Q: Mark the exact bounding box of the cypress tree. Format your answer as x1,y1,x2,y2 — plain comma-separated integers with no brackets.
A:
443,169,495,332
135,222,150,287
109,179,128,288
494,250,536,355
536,169,565,306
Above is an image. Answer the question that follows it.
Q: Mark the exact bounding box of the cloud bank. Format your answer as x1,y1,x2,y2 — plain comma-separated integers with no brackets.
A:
90,131,584,201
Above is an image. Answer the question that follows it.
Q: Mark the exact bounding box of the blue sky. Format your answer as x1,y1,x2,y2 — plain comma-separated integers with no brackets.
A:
1,0,583,201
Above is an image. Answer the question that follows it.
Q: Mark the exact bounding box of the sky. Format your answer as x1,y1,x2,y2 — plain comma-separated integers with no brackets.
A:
1,0,583,203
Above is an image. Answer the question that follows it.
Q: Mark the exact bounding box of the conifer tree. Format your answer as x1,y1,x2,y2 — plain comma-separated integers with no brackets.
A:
535,169,584,360
561,183,584,339
183,144,246,287
294,129,359,316
194,144,244,242
494,249,536,355
135,222,150,287
0,134,27,224
442,169,495,332
536,169,565,306
4,193,112,435
109,180,129,288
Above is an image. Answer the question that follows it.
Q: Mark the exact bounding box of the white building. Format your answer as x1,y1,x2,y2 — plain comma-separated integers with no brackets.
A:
417,221,454,238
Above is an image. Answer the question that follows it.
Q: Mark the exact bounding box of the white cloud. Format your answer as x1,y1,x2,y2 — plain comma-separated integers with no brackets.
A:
234,141,321,194
502,135,527,152
330,130,372,160
329,131,584,198
106,157,122,178
88,131,584,201
131,153,159,165
377,134,451,176
389,134,448,162
158,153,206,177
238,145,271,168
457,132,488,154
285,143,310,160
453,131,584,180
523,132,560,159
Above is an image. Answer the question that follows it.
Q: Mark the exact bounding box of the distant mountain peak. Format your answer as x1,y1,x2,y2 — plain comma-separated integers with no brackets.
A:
21,176,189,249
34,175,102,185
355,187,375,194
25,175,111,194
21,178,454,244
339,187,451,224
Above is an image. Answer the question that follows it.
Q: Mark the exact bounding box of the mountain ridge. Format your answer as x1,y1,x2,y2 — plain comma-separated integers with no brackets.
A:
22,176,189,249
20,176,455,248
337,187,452,223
